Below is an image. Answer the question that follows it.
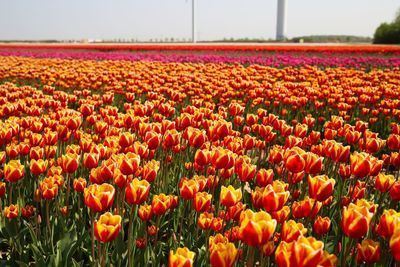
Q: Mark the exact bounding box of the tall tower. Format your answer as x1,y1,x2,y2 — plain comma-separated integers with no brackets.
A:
276,0,287,41
192,0,197,43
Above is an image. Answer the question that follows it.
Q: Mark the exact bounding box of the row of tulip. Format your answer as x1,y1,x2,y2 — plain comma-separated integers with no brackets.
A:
1,49,400,68
0,53,398,266
1,43,400,53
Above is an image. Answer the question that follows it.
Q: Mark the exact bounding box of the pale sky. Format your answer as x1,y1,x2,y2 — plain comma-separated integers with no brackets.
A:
0,0,398,41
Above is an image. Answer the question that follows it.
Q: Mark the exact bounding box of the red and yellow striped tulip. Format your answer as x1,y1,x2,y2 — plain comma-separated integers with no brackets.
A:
94,212,122,243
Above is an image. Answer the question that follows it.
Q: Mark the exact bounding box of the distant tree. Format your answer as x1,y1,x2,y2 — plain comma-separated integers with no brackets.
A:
373,8,400,44
395,8,400,23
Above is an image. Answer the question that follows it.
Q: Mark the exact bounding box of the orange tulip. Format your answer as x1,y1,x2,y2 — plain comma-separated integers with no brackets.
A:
345,130,361,144
239,209,277,246
211,217,224,232
119,152,140,176
47,166,63,176
79,103,94,117
21,205,35,218
30,159,48,176
84,183,115,213
284,152,305,173
211,148,235,170
29,145,43,160
356,239,380,264
40,177,59,199
65,116,82,131
73,177,87,193
292,197,322,219
99,159,117,181
390,228,400,261
210,242,237,267
151,194,171,215
125,178,151,205
313,216,331,235
308,175,335,202
83,152,99,169
341,203,374,238
138,204,153,221
179,179,199,200
251,186,264,209
375,173,395,193
163,129,180,149
236,162,256,183
271,206,290,224
319,250,337,267
59,153,80,174
281,220,307,242
94,212,122,243
339,164,351,179
0,182,6,198
275,236,324,267
4,160,24,182
135,237,147,249
198,212,214,230
168,247,195,267
330,142,350,163
376,209,400,238
256,168,274,187
388,134,400,150
220,186,242,207
268,146,283,164
193,192,212,213
262,181,290,212
260,241,275,257
187,127,207,148
350,152,371,179
194,149,210,166
142,159,159,183
0,151,6,165
4,204,19,219
390,181,400,201
6,143,20,158
144,131,161,150
147,225,158,236
304,152,323,175
369,157,383,176
119,132,135,148
209,233,228,250
227,202,246,222
113,168,127,188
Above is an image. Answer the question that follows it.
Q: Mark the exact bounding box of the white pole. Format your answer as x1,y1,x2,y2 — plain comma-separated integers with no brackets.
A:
276,0,287,41
192,0,197,43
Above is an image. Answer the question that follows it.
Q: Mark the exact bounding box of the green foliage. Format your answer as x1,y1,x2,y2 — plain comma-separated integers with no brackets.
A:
373,8,400,44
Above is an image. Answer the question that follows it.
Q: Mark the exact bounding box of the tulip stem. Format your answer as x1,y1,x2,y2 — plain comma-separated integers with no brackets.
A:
9,183,12,205
260,253,266,267
45,201,51,247
91,211,95,263
64,173,70,215
102,242,107,267
128,205,135,267
341,237,354,266
115,187,120,215
246,246,256,267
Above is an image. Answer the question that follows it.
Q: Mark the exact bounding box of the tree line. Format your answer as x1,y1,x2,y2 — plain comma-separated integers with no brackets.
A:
374,9,400,44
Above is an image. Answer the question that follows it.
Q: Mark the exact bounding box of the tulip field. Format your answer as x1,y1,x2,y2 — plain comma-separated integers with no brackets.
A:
0,44,400,266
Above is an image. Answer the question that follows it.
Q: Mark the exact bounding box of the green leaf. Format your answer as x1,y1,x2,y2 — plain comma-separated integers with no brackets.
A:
4,217,18,237
30,244,46,267
15,260,29,267
71,258,83,267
